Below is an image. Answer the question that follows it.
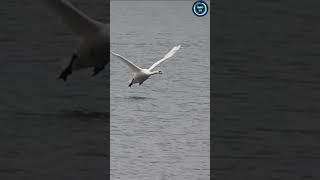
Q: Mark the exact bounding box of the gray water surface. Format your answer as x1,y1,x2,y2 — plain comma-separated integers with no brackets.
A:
110,1,210,180
0,0,108,179
214,0,320,179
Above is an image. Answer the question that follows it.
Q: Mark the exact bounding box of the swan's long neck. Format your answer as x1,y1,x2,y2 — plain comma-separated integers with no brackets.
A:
149,71,160,76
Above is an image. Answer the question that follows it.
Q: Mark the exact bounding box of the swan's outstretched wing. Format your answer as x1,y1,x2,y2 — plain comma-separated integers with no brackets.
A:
44,0,105,37
111,52,141,72
148,45,181,71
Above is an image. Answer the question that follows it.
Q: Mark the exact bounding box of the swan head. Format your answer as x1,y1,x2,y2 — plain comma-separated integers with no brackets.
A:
149,70,162,75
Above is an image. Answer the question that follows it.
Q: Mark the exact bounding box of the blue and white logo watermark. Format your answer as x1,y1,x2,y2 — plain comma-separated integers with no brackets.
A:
192,0,208,17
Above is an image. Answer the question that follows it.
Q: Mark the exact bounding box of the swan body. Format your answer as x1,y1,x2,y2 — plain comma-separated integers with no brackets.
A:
111,45,181,87
43,0,109,81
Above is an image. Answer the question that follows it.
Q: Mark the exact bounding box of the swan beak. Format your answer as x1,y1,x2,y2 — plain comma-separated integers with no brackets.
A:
159,71,163,74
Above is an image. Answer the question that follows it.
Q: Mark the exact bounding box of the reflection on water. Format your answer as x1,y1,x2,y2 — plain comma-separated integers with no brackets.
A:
127,96,152,100
60,110,107,119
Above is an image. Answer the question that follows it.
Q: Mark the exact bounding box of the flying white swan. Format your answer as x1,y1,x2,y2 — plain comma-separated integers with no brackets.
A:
43,0,109,81
111,45,181,87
